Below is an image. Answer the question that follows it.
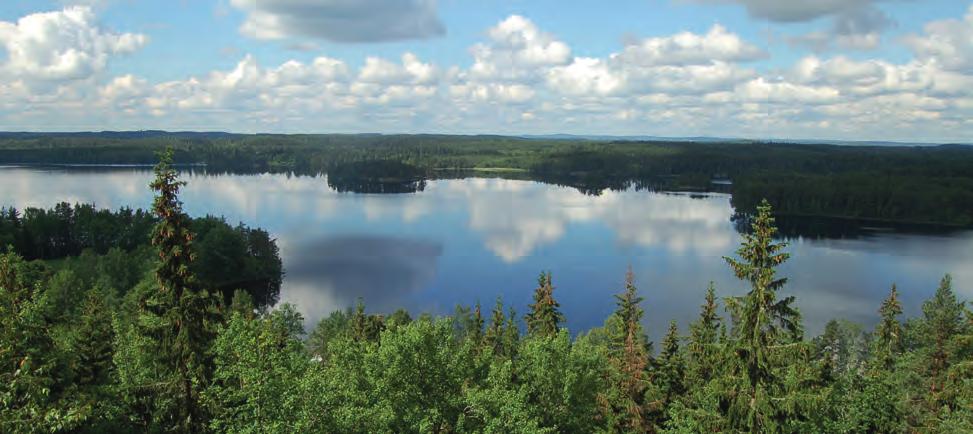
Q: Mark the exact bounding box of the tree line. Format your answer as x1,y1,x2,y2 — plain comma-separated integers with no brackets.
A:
0,152,971,433
0,202,283,309
2,133,973,225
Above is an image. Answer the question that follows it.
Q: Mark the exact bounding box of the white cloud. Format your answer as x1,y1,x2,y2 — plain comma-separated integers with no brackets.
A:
2,7,973,142
0,6,146,82
468,15,571,82
614,24,765,66
229,0,444,43
904,5,973,73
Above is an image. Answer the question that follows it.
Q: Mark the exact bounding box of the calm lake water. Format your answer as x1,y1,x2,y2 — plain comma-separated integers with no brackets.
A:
3,166,971,340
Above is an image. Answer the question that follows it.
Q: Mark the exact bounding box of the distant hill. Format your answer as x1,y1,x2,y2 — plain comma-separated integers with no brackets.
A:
518,134,967,147
0,131,241,140
0,131,968,147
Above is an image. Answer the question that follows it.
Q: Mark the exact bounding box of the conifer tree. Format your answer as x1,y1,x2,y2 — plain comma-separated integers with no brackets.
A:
142,149,218,433
606,268,650,432
525,271,563,337
685,283,722,388
484,297,506,354
658,320,685,405
503,306,520,355
873,284,903,371
470,302,484,347
920,275,965,406
351,298,383,341
74,287,115,388
723,199,801,432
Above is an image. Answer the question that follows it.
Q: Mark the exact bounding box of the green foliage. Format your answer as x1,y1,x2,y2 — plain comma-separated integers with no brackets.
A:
205,307,312,433
2,150,971,433
138,149,221,432
525,271,563,338
722,199,804,432
603,268,652,432
0,251,87,433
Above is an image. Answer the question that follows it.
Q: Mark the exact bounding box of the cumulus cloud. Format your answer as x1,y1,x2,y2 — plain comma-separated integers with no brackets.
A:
614,24,765,66
468,15,571,82
2,7,973,142
0,6,146,82
904,5,973,73
229,0,445,43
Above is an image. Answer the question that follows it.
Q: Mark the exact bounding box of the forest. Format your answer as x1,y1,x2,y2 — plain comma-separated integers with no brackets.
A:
0,151,971,433
1,132,972,226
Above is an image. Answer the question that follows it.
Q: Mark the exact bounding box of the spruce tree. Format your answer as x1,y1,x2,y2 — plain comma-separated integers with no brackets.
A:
143,149,218,433
525,271,563,337
920,275,965,408
74,287,115,388
873,284,903,371
484,297,506,355
470,302,484,347
723,199,801,432
658,320,685,405
351,298,384,341
606,268,650,432
685,283,722,388
503,306,520,355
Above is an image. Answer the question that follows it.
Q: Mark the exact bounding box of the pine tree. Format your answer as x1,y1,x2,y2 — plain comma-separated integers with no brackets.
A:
723,199,802,432
525,271,563,337
873,284,903,371
142,149,218,433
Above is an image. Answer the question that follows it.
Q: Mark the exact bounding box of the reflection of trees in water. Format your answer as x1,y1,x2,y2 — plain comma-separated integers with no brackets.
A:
732,212,964,241
327,160,428,194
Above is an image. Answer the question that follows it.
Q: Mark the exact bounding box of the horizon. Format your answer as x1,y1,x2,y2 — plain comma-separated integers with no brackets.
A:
0,1,971,142
0,129,969,147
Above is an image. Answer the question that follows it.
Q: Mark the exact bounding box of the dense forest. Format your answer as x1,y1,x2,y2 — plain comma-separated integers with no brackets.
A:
1,151,971,433
2,133,972,225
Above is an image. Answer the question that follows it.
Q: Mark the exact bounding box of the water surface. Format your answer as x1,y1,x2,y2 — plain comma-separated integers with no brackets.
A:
4,166,971,340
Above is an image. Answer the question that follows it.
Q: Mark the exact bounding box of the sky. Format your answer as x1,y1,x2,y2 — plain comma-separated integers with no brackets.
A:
0,0,971,141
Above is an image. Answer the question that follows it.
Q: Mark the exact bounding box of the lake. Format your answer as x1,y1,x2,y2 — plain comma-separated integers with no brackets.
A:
3,165,971,340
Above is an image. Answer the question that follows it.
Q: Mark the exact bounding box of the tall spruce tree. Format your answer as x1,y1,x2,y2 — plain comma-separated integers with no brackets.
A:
685,283,722,388
920,275,965,409
658,320,685,406
606,268,651,432
723,199,802,432
525,271,563,337
143,149,218,433
873,284,903,371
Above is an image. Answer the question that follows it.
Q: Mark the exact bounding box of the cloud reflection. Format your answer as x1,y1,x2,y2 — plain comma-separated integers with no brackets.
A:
279,235,443,328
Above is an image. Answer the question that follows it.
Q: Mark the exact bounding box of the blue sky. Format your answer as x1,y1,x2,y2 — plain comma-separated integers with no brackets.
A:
0,0,971,141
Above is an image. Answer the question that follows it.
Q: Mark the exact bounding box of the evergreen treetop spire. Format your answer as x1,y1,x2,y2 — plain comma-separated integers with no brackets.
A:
526,271,563,338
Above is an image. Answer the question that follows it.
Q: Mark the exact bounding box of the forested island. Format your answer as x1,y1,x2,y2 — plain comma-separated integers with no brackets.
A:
1,151,970,433
1,132,972,226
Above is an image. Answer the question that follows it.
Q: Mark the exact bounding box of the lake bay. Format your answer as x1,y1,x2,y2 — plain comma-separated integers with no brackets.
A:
4,166,971,340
